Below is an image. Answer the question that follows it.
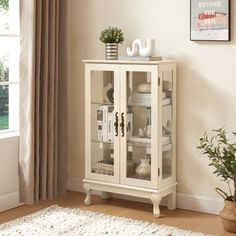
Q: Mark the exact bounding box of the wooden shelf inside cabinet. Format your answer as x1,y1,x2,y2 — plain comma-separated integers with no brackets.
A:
91,139,114,145
126,173,151,181
162,143,172,152
91,101,114,106
127,140,151,148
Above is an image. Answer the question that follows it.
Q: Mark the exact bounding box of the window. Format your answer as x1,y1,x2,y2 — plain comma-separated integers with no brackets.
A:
0,0,19,132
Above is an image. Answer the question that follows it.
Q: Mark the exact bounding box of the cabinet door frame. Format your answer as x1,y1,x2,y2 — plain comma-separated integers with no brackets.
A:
158,63,177,189
85,63,120,183
119,64,159,189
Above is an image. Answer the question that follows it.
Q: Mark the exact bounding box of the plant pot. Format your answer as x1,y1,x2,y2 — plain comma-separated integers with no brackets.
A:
105,43,118,60
220,199,236,233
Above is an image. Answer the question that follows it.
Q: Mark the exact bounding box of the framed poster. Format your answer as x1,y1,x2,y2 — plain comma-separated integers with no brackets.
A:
190,0,230,41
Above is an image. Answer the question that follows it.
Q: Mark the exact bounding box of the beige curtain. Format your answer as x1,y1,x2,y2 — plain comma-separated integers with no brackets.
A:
19,0,67,204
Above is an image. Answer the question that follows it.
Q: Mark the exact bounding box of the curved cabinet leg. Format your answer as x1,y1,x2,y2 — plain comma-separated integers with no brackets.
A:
167,187,176,210
84,183,92,206
150,193,162,217
102,191,111,199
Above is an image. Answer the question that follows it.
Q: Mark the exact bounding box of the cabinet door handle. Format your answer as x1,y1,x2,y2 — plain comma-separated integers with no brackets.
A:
114,112,119,136
120,112,125,137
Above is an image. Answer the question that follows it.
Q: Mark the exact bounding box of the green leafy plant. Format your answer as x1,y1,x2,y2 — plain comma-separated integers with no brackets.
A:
0,0,9,11
198,128,236,202
0,57,9,117
99,27,124,44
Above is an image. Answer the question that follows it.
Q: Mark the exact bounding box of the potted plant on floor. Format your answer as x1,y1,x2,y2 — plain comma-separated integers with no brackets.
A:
99,26,124,60
198,128,236,233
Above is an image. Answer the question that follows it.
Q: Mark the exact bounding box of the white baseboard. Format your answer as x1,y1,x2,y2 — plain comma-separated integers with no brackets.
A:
67,176,224,215
0,191,21,212
176,192,223,215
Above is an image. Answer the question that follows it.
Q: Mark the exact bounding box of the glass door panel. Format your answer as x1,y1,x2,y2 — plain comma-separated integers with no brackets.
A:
122,70,156,188
89,70,117,180
162,70,173,180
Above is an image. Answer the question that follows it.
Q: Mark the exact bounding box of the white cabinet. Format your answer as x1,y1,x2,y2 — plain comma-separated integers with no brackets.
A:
83,60,177,217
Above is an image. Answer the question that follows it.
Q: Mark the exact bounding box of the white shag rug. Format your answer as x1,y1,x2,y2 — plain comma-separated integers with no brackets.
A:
0,205,212,236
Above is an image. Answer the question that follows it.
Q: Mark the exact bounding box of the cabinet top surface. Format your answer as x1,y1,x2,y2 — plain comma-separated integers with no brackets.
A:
83,59,176,65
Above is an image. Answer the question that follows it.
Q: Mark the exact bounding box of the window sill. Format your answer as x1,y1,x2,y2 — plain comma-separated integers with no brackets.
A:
0,131,19,139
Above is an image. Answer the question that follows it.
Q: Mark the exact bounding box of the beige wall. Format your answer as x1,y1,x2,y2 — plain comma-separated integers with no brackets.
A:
68,0,236,198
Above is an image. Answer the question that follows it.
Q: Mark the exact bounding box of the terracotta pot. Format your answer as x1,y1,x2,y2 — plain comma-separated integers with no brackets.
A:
220,199,236,233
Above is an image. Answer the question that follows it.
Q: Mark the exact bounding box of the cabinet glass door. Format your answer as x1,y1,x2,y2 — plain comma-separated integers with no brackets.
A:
120,66,158,188
85,65,119,183
160,66,176,187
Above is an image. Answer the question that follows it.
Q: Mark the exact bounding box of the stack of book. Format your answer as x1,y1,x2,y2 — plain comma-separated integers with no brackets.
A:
128,136,170,145
128,93,151,107
128,92,171,107
97,105,133,143
97,105,114,143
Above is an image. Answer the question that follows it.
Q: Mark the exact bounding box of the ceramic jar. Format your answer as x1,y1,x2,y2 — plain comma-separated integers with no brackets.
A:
135,158,151,178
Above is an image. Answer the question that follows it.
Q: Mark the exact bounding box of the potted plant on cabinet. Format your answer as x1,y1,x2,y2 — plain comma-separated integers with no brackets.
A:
99,26,124,60
198,128,236,232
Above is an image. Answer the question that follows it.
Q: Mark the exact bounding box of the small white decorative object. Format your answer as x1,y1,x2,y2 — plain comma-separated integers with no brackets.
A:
137,82,151,93
127,39,155,57
102,83,114,103
139,39,154,57
138,128,144,138
163,120,171,134
135,158,151,178
127,39,141,56
146,125,151,138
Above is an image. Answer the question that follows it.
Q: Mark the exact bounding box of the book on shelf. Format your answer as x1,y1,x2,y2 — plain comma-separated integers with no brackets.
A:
107,111,113,143
96,105,103,141
102,105,108,142
131,93,151,100
102,105,114,142
128,91,170,107
128,94,151,106
97,105,133,142
126,113,133,138
162,98,171,106
128,136,151,143
107,112,133,142
162,143,172,152
118,56,162,61
162,135,170,143
130,92,166,100
128,135,170,144
96,105,114,142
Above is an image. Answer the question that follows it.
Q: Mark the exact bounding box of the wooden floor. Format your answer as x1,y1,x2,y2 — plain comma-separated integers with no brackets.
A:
0,191,234,235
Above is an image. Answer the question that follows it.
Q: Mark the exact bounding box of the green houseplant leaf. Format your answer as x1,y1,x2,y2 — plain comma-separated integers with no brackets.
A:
99,27,124,44
198,128,236,202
